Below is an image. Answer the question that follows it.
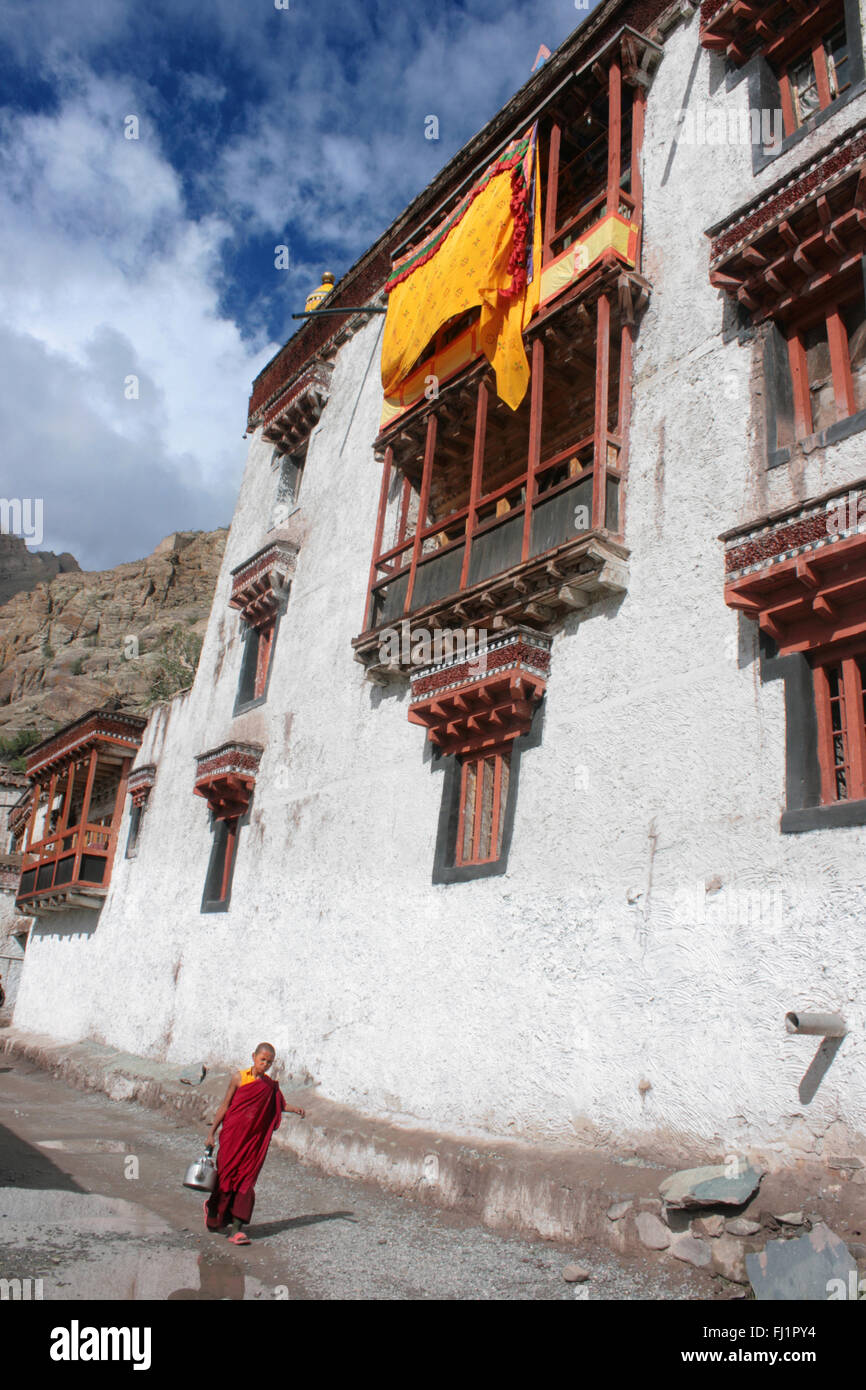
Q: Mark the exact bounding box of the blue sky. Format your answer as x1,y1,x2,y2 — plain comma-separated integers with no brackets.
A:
0,0,599,569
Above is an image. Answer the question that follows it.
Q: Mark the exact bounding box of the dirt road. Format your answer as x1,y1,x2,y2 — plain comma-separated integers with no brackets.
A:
0,1054,702,1301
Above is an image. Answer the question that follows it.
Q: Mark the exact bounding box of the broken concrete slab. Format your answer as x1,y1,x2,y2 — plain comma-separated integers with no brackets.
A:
670,1234,713,1269
660,1163,763,1209
746,1222,857,1301
636,1211,670,1250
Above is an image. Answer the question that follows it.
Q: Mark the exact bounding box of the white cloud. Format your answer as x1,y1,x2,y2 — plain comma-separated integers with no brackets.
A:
0,69,276,568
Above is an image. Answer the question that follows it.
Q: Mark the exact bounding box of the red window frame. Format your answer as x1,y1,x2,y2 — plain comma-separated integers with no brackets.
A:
777,17,851,136
812,649,866,804
253,619,276,701
202,814,240,910
785,281,863,439
456,751,510,867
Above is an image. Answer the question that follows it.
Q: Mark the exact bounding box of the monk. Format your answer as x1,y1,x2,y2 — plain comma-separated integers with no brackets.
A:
204,1043,304,1244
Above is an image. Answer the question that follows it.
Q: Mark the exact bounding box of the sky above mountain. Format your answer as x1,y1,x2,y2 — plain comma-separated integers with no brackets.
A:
0,0,598,568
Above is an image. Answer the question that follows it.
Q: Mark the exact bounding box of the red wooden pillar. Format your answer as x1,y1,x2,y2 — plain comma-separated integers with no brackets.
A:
221,819,239,902
522,338,545,562
606,57,622,217
404,415,437,614
812,666,837,804
460,379,488,589
843,659,866,800
787,330,812,438
593,293,612,531
365,445,393,629
58,761,77,837
630,86,646,263
73,746,99,882
779,72,797,137
827,308,856,419
813,37,832,110
543,122,562,265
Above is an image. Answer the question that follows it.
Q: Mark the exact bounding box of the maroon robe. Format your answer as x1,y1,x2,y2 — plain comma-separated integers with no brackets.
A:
206,1074,286,1229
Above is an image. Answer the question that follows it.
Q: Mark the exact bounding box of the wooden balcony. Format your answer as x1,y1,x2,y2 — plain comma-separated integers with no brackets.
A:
354,266,638,682
16,823,117,911
15,708,146,913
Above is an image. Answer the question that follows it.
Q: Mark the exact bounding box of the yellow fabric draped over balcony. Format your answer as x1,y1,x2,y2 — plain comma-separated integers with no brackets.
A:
381,126,541,412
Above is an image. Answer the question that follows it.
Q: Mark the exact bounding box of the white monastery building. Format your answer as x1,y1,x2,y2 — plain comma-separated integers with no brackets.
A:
11,0,866,1169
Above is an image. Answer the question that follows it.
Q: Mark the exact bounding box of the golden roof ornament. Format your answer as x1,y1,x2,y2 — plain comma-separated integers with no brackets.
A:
304,271,335,314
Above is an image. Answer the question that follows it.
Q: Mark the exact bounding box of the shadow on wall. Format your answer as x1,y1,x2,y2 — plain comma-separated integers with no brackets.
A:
799,1036,845,1105
29,910,99,943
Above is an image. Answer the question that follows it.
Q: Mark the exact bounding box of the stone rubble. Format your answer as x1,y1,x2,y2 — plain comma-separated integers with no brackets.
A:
659,1163,763,1210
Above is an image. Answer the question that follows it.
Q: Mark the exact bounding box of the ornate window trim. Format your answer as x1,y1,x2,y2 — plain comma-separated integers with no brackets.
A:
229,540,297,713
194,742,263,914
125,764,156,859
723,480,866,832
408,628,550,881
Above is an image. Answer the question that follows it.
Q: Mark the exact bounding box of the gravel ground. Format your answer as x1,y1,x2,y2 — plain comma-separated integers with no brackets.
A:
0,1055,705,1301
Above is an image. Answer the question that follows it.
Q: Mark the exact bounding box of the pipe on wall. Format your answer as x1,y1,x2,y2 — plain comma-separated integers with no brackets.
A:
785,1011,847,1037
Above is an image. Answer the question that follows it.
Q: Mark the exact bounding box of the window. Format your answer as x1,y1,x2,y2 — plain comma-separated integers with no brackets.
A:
812,653,866,804
271,441,308,528
201,815,240,912
779,20,852,134
784,282,866,440
125,802,144,858
236,617,277,709
456,752,510,866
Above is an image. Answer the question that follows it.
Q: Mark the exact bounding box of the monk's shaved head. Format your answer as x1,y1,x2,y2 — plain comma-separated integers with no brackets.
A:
255,1043,276,1057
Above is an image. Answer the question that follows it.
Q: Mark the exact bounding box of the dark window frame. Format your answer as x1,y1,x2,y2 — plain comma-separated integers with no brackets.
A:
233,604,284,715
201,807,247,914
744,0,865,175
759,629,866,831
431,701,544,883
765,259,866,467
124,801,145,859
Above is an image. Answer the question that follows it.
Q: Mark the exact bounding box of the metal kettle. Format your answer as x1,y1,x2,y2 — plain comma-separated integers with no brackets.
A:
183,1144,217,1192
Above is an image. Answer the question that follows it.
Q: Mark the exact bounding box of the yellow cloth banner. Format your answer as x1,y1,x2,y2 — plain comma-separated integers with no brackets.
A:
382,131,541,411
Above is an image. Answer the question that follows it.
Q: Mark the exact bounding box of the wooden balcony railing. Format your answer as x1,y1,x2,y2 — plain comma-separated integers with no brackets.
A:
366,430,623,632
16,821,117,905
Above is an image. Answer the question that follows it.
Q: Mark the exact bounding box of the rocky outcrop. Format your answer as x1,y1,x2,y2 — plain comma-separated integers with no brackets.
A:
0,530,227,741
0,534,80,607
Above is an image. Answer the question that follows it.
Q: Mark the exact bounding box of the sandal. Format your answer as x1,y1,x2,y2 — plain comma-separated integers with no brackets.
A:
227,1230,251,1245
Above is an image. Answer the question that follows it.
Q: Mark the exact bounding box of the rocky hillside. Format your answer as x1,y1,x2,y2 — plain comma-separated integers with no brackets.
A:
0,530,227,747
0,533,80,606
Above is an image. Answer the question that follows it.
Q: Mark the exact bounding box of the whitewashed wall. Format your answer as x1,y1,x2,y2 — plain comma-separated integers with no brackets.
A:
14,8,866,1164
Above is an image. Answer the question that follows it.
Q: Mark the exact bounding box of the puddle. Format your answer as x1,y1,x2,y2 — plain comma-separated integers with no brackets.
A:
13,1248,279,1300
36,1139,131,1154
0,1189,173,1235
